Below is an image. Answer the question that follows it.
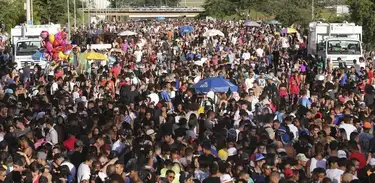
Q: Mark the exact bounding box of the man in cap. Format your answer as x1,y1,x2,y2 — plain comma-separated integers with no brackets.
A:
294,153,309,180
251,153,266,181
359,121,373,156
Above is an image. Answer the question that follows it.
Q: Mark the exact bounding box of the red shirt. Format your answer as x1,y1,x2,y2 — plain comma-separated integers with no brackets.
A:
110,66,121,79
349,152,366,170
289,76,300,95
63,137,77,151
368,70,374,84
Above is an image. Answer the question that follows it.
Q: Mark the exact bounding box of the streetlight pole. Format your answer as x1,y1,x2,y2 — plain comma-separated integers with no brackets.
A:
67,0,71,40
74,0,77,29
31,0,34,24
81,0,84,28
312,0,315,20
26,0,31,24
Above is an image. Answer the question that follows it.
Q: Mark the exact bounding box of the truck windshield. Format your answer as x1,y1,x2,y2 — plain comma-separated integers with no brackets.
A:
16,41,40,56
327,40,361,55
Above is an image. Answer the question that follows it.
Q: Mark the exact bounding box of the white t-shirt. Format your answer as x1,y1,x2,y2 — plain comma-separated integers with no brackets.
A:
281,37,289,48
245,77,255,91
72,91,80,103
134,50,143,63
339,123,357,140
242,52,251,60
287,124,299,140
148,93,160,106
256,48,264,57
112,140,126,154
333,174,357,183
207,91,215,101
326,169,344,182
46,128,58,145
77,163,91,183
61,161,77,178
51,82,59,95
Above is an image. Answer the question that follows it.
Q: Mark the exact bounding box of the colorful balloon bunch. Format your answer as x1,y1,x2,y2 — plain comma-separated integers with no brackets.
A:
40,31,72,62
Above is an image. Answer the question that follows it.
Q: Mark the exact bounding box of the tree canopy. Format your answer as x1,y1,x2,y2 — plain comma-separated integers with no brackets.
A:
347,0,375,47
203,0,331,26
0,0,85,31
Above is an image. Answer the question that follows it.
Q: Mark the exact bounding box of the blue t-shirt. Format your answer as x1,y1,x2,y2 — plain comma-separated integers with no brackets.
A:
300,97,311,108
334,113,344,125
160,91,171,102
340,74,347,86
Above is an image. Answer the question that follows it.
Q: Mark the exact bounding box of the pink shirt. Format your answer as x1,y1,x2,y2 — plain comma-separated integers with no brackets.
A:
34,139,46,149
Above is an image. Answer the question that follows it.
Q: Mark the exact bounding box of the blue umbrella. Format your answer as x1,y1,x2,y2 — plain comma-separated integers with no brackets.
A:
193,75,238,93
179,25,194,36
32,51,46,61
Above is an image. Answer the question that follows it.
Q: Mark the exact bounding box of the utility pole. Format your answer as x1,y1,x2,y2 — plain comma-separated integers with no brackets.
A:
31,0,34,24
74,0,77,29
26,0,31,24
88,0,91,29
82,0,84,28
67,0,71,40
312,0,315,20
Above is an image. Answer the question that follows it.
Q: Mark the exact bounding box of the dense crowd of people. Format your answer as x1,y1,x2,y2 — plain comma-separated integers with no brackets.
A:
0,19,375,183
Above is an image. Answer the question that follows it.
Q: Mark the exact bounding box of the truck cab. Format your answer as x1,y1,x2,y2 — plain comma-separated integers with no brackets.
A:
11,24,61,69
308,21,363,68
319,37,363,68
13,39,45,69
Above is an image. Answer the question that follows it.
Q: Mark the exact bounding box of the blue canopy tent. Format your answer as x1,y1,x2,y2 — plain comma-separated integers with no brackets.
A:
179,25,194,36
193,75,238,93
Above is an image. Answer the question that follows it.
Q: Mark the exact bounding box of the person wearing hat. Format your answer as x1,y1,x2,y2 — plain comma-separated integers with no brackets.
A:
251,153,266,181
70,140,85,169
293,153,309,180
359,122,373,156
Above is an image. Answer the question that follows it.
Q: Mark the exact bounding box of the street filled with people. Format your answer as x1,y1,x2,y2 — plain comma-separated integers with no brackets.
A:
1,19,375,183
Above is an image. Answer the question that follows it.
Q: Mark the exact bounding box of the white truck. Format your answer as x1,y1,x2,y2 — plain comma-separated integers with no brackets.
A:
11,24,61,69
308,21,363,68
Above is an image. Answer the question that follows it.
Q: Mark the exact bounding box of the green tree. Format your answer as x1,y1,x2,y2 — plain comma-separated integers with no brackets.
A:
202,0,237,18
272,0,313,26
0,0,26,31
33,0,84,24
347,0,375,47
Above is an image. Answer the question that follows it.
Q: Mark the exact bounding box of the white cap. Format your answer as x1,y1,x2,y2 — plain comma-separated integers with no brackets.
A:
338,150,347,159
227,147,237,156
220,174,233,183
